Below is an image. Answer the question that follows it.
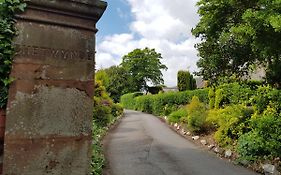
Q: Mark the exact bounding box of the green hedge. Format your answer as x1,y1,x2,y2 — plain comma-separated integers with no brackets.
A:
213,83,254,108
120,92,143,110
168,107,188,123
121,89,209,116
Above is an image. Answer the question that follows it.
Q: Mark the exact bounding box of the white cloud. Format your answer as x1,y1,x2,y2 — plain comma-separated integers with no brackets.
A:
96,0,200,86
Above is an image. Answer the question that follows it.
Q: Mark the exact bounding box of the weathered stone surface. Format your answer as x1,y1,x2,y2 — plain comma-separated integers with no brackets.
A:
3,0,107,174
214,147,223,154
262,164,279,175
208,144,215,150
200,139,207,145
192,136,200,140
224,149,232,158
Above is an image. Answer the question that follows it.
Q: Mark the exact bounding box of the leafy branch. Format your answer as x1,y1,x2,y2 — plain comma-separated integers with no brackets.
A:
0,0,26,108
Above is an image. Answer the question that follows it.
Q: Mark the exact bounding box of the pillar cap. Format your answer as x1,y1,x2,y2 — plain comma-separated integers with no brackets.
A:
16,0,107,32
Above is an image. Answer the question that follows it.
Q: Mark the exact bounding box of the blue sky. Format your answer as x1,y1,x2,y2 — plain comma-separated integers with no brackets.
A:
96,0,200,86
97,0,132,40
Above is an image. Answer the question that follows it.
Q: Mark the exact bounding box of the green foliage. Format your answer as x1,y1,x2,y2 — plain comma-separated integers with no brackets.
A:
92,80,123,174
95,70,109,88
163,104,178,116
187,96,207,133
192,0,281,87
214,88,224,109
177,70,197,91
237,131,267,162
0,0,26,108
207,105,253,147
111,103,123,118
251,85,281,114
93,81,113,127
96,47,167,102
121,47,167,92
120,92,143,110
238,107,281,160
266,59,281,88
91,121,106,174
243,80,263,90
93,80,124,126
151,89,209,116
214,83,254,108
121,89,209,116
208,88,215,109
134,95,153,113
168,107,188,123
92,104,124,174
102,66,133,102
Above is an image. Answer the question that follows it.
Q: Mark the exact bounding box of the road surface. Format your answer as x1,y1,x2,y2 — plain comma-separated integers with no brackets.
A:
103,110,258,175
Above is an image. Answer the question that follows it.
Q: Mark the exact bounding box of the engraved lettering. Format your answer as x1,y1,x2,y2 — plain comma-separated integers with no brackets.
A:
14,44,95,62
61,50,70,59
51,49,60,58
70,51,79,59
33,46,39,56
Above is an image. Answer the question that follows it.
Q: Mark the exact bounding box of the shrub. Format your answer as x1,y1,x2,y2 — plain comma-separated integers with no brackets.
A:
237,131,267,161
214,83,254,109
120,92,143,110
91,121,105,174
207,105,253,147
251,85,281,114
214,88,224,109
111,103,123,118
168,107,188,123
94,80,123,127
238,107,281,160
150,89,208,116
208,88,215,109
135,95,153,113
121,89,209,116
243,80,264,90
93,97,112,127
163,104,178,116
187,96,208,133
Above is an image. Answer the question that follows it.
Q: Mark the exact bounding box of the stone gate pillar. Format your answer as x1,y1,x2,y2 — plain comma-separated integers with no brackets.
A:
3,0,107,174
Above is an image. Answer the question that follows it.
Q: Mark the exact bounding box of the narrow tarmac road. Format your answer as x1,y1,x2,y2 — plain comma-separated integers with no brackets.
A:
103,110,258,175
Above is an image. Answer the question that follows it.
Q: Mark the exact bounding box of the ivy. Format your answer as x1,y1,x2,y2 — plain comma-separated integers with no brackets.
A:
0,0,26,108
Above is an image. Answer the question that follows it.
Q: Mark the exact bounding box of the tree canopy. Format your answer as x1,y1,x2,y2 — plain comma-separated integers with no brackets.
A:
96,66,128,102
121,47,167,92
192,0,281,87
177,70,197,91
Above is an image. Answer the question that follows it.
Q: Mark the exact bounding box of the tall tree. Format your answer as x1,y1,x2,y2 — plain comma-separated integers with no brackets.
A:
96,66,132,102
121,47,167,92
177,70,197,91
104,66,132,102
192,0,281,87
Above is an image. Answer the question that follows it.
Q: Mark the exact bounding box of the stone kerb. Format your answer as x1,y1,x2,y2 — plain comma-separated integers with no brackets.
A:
2,0,106,174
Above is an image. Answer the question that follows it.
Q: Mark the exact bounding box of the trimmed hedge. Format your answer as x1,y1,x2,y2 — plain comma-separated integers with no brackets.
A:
121,89,209,116
120,92,143,110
